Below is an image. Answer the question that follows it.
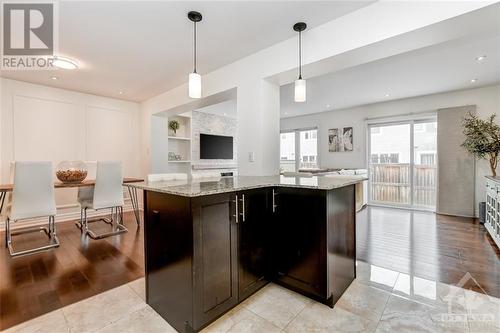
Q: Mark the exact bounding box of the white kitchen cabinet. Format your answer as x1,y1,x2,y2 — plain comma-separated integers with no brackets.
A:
485,177,500,249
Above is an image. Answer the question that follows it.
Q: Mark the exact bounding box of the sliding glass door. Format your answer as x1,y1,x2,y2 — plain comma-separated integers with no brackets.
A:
280,128,318,172
368,119,437,210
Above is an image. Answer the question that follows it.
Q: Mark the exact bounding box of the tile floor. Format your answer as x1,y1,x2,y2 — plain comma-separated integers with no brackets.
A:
3,261,499,333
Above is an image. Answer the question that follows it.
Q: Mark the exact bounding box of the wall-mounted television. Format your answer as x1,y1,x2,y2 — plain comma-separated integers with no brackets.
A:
200,134,233,159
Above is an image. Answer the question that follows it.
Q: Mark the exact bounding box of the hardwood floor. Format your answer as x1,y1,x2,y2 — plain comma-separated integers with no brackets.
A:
0,213,144,330
0,206,499,330
356,206,500,298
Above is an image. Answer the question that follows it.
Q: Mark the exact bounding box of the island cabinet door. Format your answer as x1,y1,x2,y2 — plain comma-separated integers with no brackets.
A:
237,188,271,301
272,188,327,300
191,193,238,330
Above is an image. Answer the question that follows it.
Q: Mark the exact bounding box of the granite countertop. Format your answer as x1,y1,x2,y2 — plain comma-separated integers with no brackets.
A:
486,176,500,183
128,175,367,197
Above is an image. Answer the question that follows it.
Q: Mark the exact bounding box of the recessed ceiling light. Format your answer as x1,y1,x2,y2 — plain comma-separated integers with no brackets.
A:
223,113,227,116
326,104,331,108
118,91,123,95
470,78,478,83
50,76,59,80
52,56,78,70
385,93,391,97
284,112,288,115
476,55,487,61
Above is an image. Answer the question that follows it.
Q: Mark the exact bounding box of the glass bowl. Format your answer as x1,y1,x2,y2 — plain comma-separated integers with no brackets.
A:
56,161,88,184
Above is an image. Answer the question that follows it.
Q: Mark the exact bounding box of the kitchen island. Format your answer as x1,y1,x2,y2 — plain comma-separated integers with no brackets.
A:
129,175,365,332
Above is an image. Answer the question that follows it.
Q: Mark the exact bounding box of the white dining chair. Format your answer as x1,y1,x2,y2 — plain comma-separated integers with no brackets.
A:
147,173,188,182
6,161,59,257
191,172,221,180
78,161,127,239
76,161,111,228
0,162,16,219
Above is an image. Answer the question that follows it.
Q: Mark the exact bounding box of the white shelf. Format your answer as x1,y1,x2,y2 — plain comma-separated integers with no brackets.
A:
168,136,191,141
168,160,191,163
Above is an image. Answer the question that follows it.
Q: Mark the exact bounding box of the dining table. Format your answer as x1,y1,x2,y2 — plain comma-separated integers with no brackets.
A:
0,178,143,225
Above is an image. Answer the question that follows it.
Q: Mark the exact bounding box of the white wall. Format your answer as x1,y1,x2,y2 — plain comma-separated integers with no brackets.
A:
150,115,169,173
281,84,500,215
0,78,142,224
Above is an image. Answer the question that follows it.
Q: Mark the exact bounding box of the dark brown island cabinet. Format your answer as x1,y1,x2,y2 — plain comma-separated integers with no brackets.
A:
143,183,356,332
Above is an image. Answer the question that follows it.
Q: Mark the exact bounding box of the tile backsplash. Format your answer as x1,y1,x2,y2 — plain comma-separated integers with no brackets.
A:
191,111,238,175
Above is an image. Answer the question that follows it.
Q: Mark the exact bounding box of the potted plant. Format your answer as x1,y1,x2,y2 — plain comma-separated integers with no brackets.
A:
462,112,500,177
168,120,180,136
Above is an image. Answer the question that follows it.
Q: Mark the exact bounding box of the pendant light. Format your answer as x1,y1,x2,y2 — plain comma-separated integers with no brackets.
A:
293,22,307,102
188,11,202,98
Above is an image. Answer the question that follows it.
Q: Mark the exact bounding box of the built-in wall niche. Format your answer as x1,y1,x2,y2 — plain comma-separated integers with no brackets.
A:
167,114,192,174
168,138,191,162
168,114,191,139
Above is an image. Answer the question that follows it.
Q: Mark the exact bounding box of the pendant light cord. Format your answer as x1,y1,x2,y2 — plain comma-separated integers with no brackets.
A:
193,21,197,73
298,30,302,80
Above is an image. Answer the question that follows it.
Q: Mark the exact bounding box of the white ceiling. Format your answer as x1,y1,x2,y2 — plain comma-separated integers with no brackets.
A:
0,1,373,102
280,33,500,118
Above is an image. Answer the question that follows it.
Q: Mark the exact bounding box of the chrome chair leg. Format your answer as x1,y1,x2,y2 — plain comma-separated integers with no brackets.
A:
76,206,113,231
83,206,128,240
127,186,141,225
6,217,11,248
7,216,60,257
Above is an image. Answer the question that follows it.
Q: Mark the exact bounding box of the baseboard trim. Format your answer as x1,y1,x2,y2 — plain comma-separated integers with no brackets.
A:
0,200,143,230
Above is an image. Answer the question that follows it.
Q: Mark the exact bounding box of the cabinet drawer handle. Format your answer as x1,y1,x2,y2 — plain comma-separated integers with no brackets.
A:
272,189,277,213
240,194,246,222
232,195,239,224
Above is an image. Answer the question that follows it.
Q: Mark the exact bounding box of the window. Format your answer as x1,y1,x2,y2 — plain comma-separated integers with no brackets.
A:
280,128,318,172
414,123,424,132
299,129,318,169
426,122,437,133
390,153,399,163
420,153,435,165
374,153,399,164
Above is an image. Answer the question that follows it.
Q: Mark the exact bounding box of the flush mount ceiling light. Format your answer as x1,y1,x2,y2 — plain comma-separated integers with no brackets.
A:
476,55,487,61
293,22,307,103
50,76,58,80
52,56,78,70
188,11,202,99
470,78,478,83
